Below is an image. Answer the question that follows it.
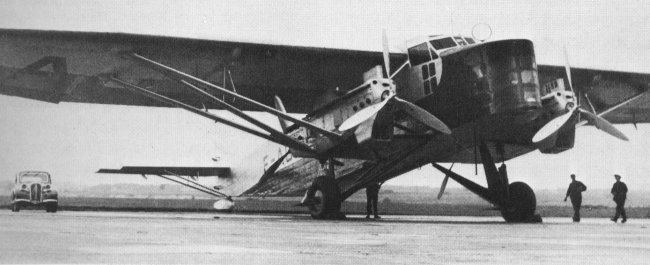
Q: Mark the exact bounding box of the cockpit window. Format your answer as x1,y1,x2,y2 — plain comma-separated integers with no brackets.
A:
454,37,467,46
408,43,432,66
429,37,457,50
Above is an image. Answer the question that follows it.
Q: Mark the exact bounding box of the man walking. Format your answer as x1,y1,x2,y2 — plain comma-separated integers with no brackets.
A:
564,174,587,222
365,182,381,219
610,174,628,223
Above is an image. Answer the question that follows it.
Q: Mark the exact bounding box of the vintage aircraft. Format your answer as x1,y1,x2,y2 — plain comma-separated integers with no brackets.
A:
1,28,649,222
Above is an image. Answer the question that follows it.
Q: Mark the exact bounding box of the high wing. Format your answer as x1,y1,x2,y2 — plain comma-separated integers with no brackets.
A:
0,29,400,113
538,65,650,124
2,29,648,123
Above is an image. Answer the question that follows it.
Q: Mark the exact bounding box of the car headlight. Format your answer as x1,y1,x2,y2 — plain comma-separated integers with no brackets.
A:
21,184,28,191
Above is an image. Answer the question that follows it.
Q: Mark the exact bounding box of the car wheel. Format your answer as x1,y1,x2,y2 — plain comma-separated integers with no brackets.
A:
46,203,58,213
11,203,20,212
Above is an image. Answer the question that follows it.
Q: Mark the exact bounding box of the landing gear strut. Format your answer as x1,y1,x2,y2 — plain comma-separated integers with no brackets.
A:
304,158,344,219
432,142,541,223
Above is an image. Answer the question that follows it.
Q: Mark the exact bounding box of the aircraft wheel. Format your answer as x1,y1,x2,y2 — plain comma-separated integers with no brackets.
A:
501,182,539,223
11,203,20,212
306,176,342,219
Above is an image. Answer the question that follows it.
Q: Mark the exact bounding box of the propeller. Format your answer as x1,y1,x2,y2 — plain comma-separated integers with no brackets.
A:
339,95,393,132
436,163,454,199
382,29,391,78
533,47,628,143
338,30,451,135
339,95,452,134
578,109,628,141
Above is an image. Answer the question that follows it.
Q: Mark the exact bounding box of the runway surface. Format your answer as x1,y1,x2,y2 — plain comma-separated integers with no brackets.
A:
1,210,649,264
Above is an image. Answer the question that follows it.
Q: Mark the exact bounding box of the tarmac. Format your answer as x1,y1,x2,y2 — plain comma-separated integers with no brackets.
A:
1,210,649,264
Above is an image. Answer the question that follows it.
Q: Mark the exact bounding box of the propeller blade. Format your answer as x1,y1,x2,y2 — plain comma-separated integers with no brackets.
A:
563,45,574,93
394,97,451,134
578,109,629,141
382,29,391,78
437,175,449,199
339,96,393,131
532,108,576,143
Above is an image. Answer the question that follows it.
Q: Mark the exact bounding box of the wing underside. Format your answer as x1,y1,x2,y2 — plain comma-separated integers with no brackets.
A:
0,29,401,113
538,65,650,124
97,166,230,177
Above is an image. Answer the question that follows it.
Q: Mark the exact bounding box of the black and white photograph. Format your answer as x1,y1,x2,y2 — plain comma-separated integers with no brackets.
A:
1,0,649,264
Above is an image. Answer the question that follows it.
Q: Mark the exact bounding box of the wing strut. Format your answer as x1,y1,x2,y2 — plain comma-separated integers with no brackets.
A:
109,77,315,155
128,53,343,141
177,80,315,154
153,173,230,200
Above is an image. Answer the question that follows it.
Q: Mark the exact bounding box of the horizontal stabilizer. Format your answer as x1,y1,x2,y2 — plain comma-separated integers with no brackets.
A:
97,166,230,177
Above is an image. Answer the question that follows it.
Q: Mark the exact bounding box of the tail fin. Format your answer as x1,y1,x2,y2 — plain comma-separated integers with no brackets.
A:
273,95,292,133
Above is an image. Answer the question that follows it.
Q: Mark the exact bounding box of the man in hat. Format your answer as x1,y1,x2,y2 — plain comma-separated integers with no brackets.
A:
610,174,628,223
564,174,587,222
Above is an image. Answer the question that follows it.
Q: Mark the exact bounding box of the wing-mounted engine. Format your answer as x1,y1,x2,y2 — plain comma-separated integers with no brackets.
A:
540,78,576,114
536,78,577,153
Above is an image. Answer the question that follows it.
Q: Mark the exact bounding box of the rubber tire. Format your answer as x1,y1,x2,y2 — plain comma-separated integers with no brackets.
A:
46,203,58,213
11,203,19,212
307,176,342,219
501,182,537,223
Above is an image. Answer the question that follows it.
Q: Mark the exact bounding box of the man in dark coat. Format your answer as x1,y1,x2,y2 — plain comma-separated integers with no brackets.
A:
610,174,628,223
564,174,587,222
365,182,381,219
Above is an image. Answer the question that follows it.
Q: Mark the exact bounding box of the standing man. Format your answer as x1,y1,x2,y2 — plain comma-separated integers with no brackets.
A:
365,182,381,219
610,174,628,223
564,174,587,222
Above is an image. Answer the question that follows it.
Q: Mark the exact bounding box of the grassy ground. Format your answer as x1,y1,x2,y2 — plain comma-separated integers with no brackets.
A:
2,196,649,218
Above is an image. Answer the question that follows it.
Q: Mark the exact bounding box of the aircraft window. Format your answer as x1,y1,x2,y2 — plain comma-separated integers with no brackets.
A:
430,77,437,92
430,37,457,50
360,102,365,108
423,80,431,95
421,64,429,79
429,48,440,60
366,98,371,104
509,72,519,85
519,56,537,69
353,106,358,112
464,38,476,44
454,37,467,46
408,43,432,66
521,70,537,84
428,62,436,77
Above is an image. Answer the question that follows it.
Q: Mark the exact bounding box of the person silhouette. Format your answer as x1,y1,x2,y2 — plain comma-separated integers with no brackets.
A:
564,174,587,222
610,174,628,223
365,182,381,219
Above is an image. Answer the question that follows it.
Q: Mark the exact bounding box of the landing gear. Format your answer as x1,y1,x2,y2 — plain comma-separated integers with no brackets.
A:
431,142,542,223
11,203,19,212
500,182,538,222
306,176,342,219
303,158,344,220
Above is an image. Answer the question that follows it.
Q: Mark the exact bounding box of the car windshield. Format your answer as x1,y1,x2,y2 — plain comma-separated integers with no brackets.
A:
19,172,50,183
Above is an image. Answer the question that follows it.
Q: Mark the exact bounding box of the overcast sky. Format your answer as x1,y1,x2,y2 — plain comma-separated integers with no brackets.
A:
1,0,649,192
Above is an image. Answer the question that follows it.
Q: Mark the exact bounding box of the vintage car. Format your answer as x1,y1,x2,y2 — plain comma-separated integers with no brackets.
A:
10,171,58,212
